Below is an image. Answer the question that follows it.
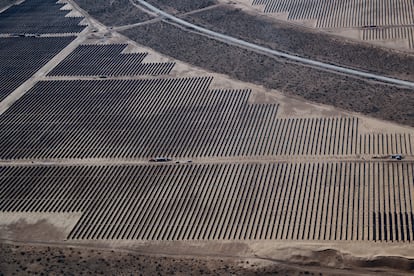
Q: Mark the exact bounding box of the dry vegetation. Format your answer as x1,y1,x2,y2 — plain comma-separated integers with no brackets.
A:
184,6,414,81
74,0,152,26
1,243,413,275
0,243,328,275
122,22,414,126
73,0,217,26
145,0,217,13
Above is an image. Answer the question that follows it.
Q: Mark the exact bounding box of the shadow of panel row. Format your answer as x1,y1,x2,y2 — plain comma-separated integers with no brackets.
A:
0,36,75,102
47,44,175,77
0,162,413,241
0,0,84,34
252,0,414,28
0,78,362,159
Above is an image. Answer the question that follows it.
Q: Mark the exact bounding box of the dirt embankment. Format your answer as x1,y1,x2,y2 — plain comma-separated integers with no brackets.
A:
74,0,152,26
1,243,413,275
184,5,414,82
0,243,325,275
122,22,414,126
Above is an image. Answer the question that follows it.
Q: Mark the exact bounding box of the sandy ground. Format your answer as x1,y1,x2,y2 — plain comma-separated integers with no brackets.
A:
0,238,414,275
1,241,413,275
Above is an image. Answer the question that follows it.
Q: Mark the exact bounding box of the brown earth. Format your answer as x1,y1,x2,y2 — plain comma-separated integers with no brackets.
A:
1,242,413,275
0,243,326,275
121,21,414,126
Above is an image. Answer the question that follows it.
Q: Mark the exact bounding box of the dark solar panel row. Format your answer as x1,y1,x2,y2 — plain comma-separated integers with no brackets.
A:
48,44,175,77
0,36,75,102
0,0,85,34
0,162,412,241
0,78,360,159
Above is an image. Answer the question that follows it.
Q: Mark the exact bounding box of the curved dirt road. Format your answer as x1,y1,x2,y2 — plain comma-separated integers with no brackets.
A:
134,0,414,89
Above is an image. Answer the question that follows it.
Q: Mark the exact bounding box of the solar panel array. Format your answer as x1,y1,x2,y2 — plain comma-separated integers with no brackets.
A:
252,0,414,48
0,37,75,101
1,76,411,160
0,78,375,159
0,0,84,101
0,0,412,245
252,0,414,28
0,0,84,34
362,27,414,49
1,162,412,241
48,44,175,77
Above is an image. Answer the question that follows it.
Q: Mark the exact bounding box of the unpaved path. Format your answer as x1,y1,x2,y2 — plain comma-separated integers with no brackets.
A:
131,0,414,89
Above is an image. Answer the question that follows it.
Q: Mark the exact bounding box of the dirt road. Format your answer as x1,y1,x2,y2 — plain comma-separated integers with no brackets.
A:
133,0,414,89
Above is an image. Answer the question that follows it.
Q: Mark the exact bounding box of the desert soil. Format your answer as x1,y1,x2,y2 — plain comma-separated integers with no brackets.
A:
0,243,328,275
1,242,413,275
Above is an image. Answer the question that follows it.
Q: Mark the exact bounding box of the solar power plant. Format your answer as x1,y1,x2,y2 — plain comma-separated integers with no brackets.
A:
0,36,74,101
0,0,413,273
252,0,414,27
48,44,175,77
0,75,412,159
1,70,413,242
0,162,413,241
251,0,414,48
0,78,376,159
0,0,84,34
